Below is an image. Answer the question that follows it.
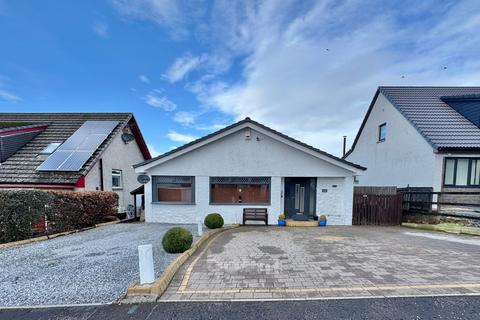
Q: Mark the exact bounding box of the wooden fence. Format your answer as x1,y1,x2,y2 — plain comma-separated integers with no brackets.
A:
353,187,403,225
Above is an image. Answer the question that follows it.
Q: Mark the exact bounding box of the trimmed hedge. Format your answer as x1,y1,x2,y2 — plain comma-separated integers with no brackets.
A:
0,190,119,244
162,227,193,253
47,191,119,234
0,190,53,243
204,213,224,229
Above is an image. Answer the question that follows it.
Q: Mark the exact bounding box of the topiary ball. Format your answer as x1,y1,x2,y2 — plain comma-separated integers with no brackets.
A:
319,214,327,221
204,213,224,229
162,227,193,253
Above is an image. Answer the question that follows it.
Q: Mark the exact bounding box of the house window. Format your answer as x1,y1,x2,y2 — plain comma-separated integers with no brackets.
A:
444,158,480,187
152,176,194,203
210,177,270,204
378,123,386,142
112,169,123,189
471,159,480,185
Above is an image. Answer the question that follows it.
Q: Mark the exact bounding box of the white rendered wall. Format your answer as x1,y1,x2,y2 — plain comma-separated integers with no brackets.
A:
141,128,356,225
346,93,436,188
85,129,146,211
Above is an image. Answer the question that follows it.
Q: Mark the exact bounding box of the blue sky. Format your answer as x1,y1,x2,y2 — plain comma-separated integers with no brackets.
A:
1,0,480,156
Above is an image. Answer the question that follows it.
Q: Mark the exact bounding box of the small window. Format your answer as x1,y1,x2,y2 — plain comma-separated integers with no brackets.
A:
210,177,270,204
456,159,469,186
444,159,455,185
471,160,480,185
40,143,61,155
152,176,194,203
378,123,386,142
112,169,123,189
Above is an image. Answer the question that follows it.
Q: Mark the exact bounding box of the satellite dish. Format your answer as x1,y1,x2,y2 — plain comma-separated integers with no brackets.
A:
137,174,150,184
122,133,135,143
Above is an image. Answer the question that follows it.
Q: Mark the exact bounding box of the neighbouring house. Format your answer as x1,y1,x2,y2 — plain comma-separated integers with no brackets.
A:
0,113,151,214
345,86,480,207
133,118,365,225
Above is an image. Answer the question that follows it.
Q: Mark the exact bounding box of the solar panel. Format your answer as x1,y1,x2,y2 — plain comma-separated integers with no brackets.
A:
37,120,118,171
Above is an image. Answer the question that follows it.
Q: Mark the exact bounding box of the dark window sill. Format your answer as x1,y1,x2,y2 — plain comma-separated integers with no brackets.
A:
442,185,480,188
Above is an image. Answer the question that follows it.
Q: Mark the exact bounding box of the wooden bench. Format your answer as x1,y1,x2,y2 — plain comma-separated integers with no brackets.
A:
242,208,268,225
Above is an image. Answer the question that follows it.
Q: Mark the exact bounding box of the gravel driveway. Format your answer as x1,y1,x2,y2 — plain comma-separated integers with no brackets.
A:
0,223,197,307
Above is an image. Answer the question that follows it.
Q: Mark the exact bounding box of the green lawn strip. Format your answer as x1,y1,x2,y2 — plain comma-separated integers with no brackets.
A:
402,222,480,236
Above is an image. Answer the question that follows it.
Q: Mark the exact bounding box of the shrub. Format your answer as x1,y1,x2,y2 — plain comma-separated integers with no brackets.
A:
278,213,285,220
204,213,224,229
0,189,118,243
162,227,193,253
0,190,53,243
47,191,118,233
319,214,327,221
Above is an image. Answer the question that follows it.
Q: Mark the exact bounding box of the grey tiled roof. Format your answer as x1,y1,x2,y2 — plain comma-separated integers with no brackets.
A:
379,86,480,150
0,113,133,185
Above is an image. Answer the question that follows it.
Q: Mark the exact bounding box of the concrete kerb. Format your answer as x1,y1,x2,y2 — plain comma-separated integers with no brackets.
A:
402,222,480,237
125,225,240,300
0,220,120,250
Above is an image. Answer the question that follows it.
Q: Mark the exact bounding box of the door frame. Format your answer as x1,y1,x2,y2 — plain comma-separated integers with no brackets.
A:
283,177,317,219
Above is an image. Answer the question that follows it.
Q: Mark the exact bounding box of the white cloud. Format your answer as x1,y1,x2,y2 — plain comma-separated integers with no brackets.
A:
147,143,161,157
111,0,480,156
173,111,196,125
195,123,227,131
111,0,199,39
139,74,150,84
166,130,198,143
93,22,109,38
0,89,21,103
187,0,480,155
144,90,176,111
162,53,207,83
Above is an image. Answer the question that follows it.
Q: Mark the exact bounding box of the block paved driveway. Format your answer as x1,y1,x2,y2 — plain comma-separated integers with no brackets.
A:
161,226,480,300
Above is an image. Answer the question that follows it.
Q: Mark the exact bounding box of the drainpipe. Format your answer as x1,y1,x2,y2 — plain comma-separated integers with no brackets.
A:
342,136,347,157
99,158,104,191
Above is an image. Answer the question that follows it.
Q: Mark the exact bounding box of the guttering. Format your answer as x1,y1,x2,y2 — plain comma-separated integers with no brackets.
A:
0,184,76,189
0,176,85,189
0,125,49,136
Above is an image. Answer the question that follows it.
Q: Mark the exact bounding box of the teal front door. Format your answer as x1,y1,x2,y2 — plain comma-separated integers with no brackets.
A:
284,178,317,219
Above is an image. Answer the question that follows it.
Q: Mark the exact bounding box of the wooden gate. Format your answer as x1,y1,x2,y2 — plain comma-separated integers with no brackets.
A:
353,187,403,225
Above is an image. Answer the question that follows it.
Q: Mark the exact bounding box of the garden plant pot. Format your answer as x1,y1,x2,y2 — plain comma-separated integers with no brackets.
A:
319,220,327,227
278,219,286,226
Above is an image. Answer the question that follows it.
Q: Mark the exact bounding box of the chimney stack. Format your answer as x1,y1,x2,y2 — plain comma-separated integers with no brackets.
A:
342,136,347,157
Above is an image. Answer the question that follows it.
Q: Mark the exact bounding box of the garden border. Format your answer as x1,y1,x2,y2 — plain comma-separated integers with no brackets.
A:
402,222,480,237
0,220,120,250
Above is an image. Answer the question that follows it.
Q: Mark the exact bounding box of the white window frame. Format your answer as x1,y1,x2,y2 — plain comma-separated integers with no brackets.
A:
112,169,123,189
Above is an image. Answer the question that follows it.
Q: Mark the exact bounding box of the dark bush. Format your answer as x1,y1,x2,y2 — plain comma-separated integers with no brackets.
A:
204,213,224,229
0,190,53,243
47,191,119,233
0,190,118,243
162,227,193,253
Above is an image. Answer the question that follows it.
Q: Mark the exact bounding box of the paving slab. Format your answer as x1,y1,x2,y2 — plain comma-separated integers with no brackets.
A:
161,226,480,300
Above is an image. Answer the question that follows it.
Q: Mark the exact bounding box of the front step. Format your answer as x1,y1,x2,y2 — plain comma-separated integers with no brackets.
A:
285,219,318,227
